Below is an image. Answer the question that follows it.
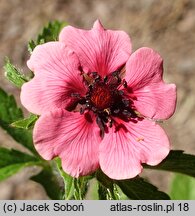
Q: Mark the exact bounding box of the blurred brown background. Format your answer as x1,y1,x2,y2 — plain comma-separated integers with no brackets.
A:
0,0,195,199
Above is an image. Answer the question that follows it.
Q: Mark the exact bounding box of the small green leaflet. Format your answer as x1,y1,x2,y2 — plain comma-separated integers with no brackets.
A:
11,114,38,129
144,150,195,178
0,88,35,153
4,58,29,88
28,20,67,53
170,174,195,200
0,147,40,181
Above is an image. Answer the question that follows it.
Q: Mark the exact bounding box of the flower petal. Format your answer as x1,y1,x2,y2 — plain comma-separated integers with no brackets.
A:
33,109,101,177
99,118,170,180
133,82,176,120
125,47,163,89
21,42,86,115
59,20,131,76
125,47,176,119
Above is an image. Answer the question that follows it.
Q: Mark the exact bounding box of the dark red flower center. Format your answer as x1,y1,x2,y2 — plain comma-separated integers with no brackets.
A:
69,70,139,138
90,83,113,110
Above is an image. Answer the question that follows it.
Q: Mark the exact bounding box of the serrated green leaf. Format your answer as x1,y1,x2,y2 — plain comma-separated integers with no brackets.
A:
0,147,38,167
115,177,170,200
73,177,91,200
11,114,38,129
31,165,63,200
96,170,120,200
0,88,36,153
0,163,38,181
28,20,67,53
170,174,195,200
4,58,28,87
55,158,74,200
55,157,92,200
144,150,195,178
28,40,36,54
0,147,40,181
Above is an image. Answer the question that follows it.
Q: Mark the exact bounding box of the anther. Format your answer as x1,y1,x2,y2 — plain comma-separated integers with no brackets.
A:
88,84,93,90
96,116,105,138
122,99,130,107
122,80,127,88
92,107,97,112
108,117,113,127
113,108,120,114
118,90,124,95
122,109,132,117
86,103,91,108
94,75,101,82
91,72,98,77
112,70,119,77
103,76,108,83
117,77,121,83
80,107,85,114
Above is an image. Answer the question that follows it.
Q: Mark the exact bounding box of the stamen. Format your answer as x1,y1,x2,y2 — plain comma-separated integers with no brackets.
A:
122,80,127,88
94,75,101,82
108,117,113,127
91,72,98,77
118,90,124,95
113,108,120,114
83,73,93,85
80,107,85,114
96,116,105,138
76,69,138,133
103,76,108,83
122,109,132,117
122,99,130,107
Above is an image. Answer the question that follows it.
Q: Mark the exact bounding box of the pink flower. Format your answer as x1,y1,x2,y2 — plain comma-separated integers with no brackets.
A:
21,20,176,180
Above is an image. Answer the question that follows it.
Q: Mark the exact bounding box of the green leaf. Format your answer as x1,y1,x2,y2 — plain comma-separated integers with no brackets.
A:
115,177,170,200
73,176,91,200
4,58,28,87
11,114,38,129
170,174,195,200
96,170,120,200
0,147,40,181
144,150,195,178
0,88,36,153
31,165,63,200
28,20,67,53
0,147,38,167
55,158,74,200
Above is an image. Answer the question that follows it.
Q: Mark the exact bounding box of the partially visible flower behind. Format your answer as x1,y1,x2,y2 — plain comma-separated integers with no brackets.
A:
20,20,176,180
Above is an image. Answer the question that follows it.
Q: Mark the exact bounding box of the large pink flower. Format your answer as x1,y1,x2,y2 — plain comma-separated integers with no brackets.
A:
21,20,176,180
